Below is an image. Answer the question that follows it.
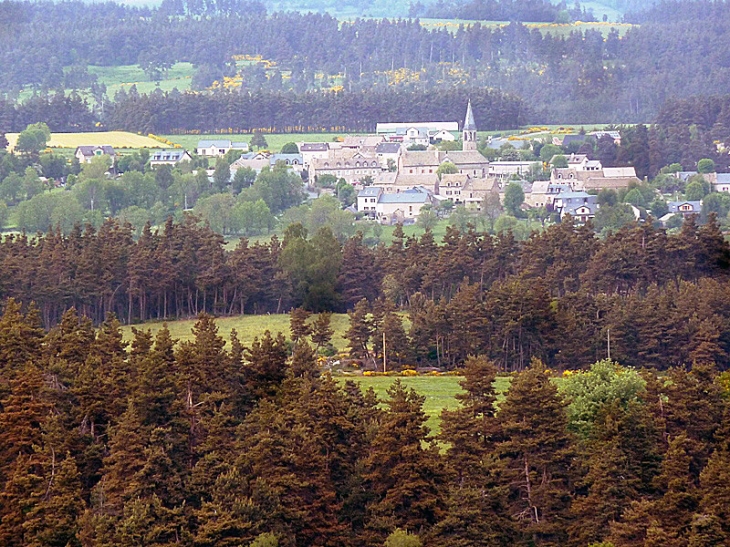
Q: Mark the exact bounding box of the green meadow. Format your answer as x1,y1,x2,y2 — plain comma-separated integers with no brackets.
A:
343,375,512,434
121,312,351,350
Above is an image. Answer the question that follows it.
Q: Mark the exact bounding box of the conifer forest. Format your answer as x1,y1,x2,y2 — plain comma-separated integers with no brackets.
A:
2,215,730,546
4,0,730,543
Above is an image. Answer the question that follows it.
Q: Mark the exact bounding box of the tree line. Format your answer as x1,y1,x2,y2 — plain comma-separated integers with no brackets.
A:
0,302,729,546
3,214,730,371
6,1,730,122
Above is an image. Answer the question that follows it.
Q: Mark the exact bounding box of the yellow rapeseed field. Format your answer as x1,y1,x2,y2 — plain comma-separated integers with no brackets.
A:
5,131,166,151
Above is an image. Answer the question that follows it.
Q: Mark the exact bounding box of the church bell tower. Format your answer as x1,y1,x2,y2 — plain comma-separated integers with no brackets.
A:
463,100,477,151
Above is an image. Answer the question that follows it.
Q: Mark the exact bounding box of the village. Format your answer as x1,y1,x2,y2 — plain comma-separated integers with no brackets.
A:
180,102,715,227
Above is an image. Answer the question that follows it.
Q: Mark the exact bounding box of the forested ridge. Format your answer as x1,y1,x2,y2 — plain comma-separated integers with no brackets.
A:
3,213,730,372
1,302,730,546
4,0,730,124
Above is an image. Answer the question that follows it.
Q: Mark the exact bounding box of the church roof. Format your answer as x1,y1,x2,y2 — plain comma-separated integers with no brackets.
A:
464,100,477,131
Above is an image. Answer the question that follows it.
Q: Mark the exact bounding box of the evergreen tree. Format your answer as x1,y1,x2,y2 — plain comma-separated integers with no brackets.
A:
496,358,576,546
363,380,445,544
310,311,334,353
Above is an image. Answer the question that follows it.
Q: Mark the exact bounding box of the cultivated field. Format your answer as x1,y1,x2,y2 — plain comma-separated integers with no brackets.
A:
5,131,166,151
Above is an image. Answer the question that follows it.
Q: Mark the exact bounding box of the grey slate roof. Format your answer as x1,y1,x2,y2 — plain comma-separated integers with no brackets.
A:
151,149,189,162
668,201,701,213
358,187,382,198
376,142,402,154
464,100,477,131
197,140,232,148
379,187,431,204
300,143,329,152
76,145,116,157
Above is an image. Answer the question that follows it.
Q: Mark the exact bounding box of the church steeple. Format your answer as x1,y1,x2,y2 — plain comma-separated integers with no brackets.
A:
463,100,477,151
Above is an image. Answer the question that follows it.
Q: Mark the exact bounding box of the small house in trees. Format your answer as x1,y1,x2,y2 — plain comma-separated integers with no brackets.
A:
230,152,270,173
710,173,730,193
75,145,116,165
528,180,573,207
356,185,434,223
377,186,434,224
269,153,303,167
149,149,193,167
553,191,599,223
667,200,702,217
196,140,249,156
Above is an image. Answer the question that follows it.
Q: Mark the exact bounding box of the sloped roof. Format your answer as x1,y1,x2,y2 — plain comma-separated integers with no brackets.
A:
668,201,701,213
151,149,189,161
376,142,402,154
76,145,116,156
300,143,329,152
441,150,489,165
358,187,382,197
197,140,232,148
603,167,638,178
379,186,432,204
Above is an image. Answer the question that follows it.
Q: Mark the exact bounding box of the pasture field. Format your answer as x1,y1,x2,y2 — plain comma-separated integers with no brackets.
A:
5,131,165,151
121,312,351,350
342,375,511,433
88,63,196,96
162,133,344,153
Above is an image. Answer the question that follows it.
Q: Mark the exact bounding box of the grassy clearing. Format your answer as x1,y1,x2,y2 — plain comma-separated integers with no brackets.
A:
88,63,196,96
6,131,165,151
121,312,351,350
161,133,345,153
340,375,511,434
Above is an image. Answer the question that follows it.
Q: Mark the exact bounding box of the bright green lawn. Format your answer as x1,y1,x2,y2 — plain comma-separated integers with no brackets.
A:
121,312,351,350
341,375,512,434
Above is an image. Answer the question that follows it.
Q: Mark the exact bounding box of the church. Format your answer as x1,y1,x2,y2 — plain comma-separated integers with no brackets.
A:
396,100,490,178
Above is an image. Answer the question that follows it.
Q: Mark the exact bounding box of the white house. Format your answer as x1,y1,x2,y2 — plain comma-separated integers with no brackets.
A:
75,145,116,165
196,140,249,156
357,186,434,223
149,149,193,167
553,191,599,222
488,161,539,181
299,142,330,166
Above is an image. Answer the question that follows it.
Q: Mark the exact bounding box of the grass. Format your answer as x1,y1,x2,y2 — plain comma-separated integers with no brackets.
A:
120,312,351,350
88,63,196,97
119,311,515,433
5,131,165,151
161,133,346,153
339,375,512,434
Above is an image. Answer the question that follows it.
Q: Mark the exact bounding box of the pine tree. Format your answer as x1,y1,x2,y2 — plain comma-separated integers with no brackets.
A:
430,356,511,547
496,358,576,546
345,298,372,361
363,380,445,544
289,307,312,344
244,330,289,403
310,312,334,353
22,453,86,547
